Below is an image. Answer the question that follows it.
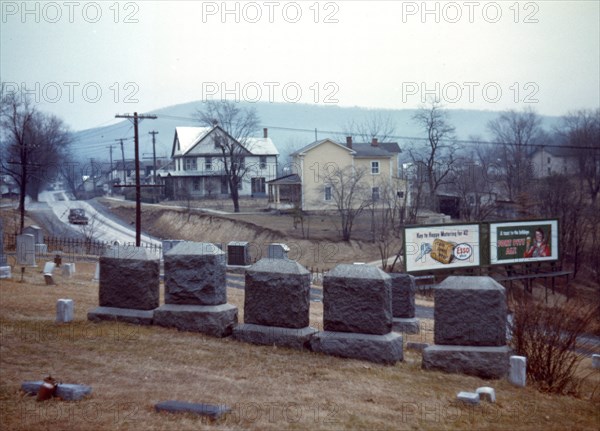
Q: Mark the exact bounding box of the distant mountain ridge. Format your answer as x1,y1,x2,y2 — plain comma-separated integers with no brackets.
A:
71,101,562,164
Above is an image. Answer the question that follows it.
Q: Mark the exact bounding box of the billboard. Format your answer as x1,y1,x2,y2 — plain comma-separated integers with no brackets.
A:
404,224,481,273
489,219,559,265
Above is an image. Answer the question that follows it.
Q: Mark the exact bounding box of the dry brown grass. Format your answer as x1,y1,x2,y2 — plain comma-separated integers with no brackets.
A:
1,264,599,431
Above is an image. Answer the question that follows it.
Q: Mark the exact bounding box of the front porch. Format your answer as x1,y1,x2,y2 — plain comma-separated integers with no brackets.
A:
267,174,301,211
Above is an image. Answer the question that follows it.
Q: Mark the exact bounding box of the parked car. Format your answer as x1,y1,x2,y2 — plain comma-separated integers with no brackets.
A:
68,208,89,225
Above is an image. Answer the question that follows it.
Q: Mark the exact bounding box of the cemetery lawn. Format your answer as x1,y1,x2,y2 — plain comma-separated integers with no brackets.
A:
1,264,598,431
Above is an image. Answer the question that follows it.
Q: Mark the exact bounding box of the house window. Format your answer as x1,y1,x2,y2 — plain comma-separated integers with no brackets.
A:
547,157,551,164
259,156,267,169
184,157,197,171
214,136,222,149
372,187,380,201
193,178,201,191
205,157,212,171
396,190,404,199
324,186,332,201
371,161,380,174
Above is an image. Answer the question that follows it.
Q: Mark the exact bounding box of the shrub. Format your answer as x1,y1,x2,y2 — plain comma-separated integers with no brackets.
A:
509,293,596,395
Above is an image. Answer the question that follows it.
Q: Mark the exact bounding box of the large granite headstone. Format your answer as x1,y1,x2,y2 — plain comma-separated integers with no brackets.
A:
422,277,510,379
310,264,403,364
16,234,36,267
153,242,237,337
323,264,392,335
87,246,160,325
164,242,226,305
390,273,420,334
233,258,317,349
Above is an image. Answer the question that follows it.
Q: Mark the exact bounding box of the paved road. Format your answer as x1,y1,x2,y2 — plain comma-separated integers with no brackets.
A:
35,191,161,247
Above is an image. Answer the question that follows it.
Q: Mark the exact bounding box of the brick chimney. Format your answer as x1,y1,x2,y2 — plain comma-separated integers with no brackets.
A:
371,137,378,147
263,128,268,138
346,136,353,149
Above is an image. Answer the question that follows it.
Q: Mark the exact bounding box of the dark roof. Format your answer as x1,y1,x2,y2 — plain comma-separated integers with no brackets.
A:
379,142,401,153
351,143,393,158
267,174,301,185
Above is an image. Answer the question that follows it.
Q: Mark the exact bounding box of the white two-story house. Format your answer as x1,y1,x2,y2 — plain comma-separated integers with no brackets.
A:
158,125,279,199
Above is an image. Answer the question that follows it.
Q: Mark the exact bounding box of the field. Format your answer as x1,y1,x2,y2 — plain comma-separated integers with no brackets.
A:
1,264,599,431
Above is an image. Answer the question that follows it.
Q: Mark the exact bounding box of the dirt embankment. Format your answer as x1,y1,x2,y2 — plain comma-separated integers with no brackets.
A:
103,202,383,270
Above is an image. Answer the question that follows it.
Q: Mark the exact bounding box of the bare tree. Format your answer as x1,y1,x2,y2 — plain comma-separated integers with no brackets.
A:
0,87,72,231
195,100,260,213
535,173,589,277
451,144,499,222
561,109,600,204
342,112,396,143
319,165,371,241
371,178,409,271
410,100,459,212
487,108,542,201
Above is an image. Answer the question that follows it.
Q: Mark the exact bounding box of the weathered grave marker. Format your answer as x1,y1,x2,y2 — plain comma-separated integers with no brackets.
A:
509,355,527,387
56,299,74,323
153,242,237,337
0,219,11,279
88,246,160,325
310,264,403,365
227,241,249,266
267,243,289,259
16,234,36,267
233,258,317,349
422,276,511,379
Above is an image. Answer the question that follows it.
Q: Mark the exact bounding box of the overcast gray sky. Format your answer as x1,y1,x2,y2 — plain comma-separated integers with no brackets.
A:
1,1,599,130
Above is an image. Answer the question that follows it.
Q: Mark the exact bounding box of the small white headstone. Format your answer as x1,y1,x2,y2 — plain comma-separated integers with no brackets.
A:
592,354,600,369
62,263,75,277
93,262,100,281
0,266,11,279
509,355,527,387
476,387,496,403
43,262,56,275
44,274,55,285
56,299,74,323
457,391,480,405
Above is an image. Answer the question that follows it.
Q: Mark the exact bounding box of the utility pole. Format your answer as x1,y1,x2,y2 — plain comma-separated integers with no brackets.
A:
90,157,97,193
115,112,157,246
116,138,126,186
148,130,159,184
106,145,114,183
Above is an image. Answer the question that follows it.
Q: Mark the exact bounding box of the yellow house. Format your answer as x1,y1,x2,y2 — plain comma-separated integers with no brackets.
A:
269,137,406,211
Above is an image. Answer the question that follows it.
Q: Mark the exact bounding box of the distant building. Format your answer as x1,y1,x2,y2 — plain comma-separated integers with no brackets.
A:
269,136,407,211
529,146,578,178
157,125,279,199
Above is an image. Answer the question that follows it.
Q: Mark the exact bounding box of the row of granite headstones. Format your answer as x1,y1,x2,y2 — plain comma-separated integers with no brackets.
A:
87,241,521,380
